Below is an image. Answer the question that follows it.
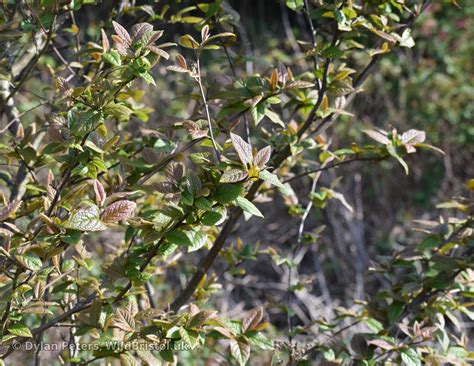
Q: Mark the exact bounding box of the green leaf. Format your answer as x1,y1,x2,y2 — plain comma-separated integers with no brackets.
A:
259,170,284,188
102,50,121,66
61,230,82,245
8,323,33,338
65,206,107,232
265,109,285,127
250,103,266,125
387,302,403,324
363,317,383,333
195,197,212,211
16,253,43,271
401,348,421,366
201,211,223,226
246,331,273,350
418,235,440,250
178,34,200,49
185,174,201,196
387,144,409,175
159,350,175,363
159,242,178,259
285,0,304,11
165,229,193,246
139,71,156,86
215,184,242,204
105,103,133,119
71,110,103,135
187,229,207,252
235,196,263,218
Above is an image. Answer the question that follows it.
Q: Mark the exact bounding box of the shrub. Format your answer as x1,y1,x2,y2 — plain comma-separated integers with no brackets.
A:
0,1,472,365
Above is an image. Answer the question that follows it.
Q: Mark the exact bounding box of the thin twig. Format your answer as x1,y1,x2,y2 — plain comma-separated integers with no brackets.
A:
287,168,322,365
196,57,221,163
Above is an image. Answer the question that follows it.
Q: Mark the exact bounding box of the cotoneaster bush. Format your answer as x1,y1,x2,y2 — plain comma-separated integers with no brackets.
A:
0,1,472,365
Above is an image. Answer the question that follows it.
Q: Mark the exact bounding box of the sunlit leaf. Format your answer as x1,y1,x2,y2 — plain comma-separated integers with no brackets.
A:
231,133,253,166
102,200,136,223
66,206,107,231
235,196,264,218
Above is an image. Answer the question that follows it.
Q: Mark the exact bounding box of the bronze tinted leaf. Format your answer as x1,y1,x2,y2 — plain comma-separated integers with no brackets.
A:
230,133,252,166
230,337,250,366
146,45,169,59
201,24,209,41
188,310,216,328
145,30,164,46
166,65,189,73
101,29,109,51
93,179,106,206
253,146,272,168
220,169,248,183
113,308,135,332
183,120,207,139
112,21,131,46
131,22,153,41
155,181,175,194
56,77,72,96
0,200,21,221
242,307,263,333
363,129,390,145
102,200,136,223
166,162,184,184
176,54,187,69
285,80,314,89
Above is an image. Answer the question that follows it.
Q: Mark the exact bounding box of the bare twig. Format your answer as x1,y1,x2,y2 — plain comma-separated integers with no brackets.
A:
195,57,221,163
287,168,322,365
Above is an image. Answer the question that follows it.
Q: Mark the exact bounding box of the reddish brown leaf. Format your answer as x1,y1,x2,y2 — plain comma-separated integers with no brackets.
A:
188,310,217,328
230,133,252,166
220,169,248,183
253,146,272,169
242,307,263,333
131,22,153,41
146,30,164,46
56,77,72,96
166,162,184,185
154,181,175,194
93,179,106,206
112,21,131,46
0,200,21,221
101,29,109,51
183,120,207,139
176,54,187,70
213,326,233,338
101,200,136,223
146,45,169,59
201,25,209,42
113,308,135,332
